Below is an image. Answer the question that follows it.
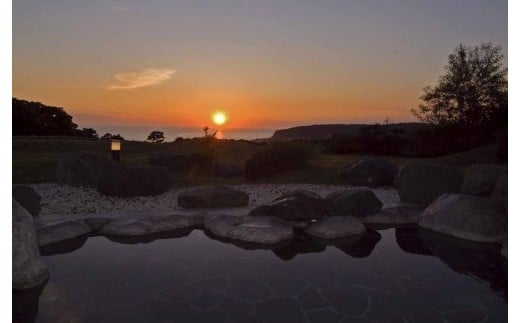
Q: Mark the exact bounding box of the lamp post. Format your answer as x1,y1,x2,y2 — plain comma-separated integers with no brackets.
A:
111,139,121,162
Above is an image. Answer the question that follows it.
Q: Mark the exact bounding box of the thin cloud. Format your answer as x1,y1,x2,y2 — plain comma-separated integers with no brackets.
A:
112,6,131,12
107,68,175,90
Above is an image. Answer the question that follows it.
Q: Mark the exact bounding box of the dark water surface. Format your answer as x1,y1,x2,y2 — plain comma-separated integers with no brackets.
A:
14,227,507,323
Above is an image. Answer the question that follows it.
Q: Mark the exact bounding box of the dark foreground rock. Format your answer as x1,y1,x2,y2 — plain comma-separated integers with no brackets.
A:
178,185,249,208
13,199,49,290
248,189,325,221
492,174,508,214
362,205,423,224
461,164,507,196
418,194,507,243
325,187,383,218
13,185,41,216
305,216,366,239
395,161,464,206
100,215,201,236
204,214,294,245
96,165,171,197
339,159,398,187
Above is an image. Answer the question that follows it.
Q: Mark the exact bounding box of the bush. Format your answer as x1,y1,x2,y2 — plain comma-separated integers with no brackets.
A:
244,141,312,180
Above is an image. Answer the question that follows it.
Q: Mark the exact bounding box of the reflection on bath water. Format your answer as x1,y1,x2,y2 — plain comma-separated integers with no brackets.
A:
14,227,507,323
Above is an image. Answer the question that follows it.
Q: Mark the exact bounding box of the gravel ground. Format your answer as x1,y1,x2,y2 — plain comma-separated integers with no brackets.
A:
31,183,400,216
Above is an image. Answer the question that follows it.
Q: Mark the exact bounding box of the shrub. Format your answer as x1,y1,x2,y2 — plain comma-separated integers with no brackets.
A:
244,141,312,180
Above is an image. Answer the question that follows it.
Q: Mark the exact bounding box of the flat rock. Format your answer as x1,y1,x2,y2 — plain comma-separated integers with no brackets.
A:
13,185,41,216
35,219,93,246
248,189,325,221
362,205,423,224
339,159,398,187
395,161,464,206
461,163,507,196
305,216,366,239
325,187,383,217
178,185,249,208
99,215,200,236
418,193,507,242
13,199,49,290
204,214,294,245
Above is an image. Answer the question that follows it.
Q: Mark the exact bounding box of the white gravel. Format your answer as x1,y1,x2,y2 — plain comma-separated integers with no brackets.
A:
31,183,400,217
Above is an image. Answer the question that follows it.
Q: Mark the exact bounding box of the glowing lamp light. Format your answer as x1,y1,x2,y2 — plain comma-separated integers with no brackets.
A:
111,139,121,161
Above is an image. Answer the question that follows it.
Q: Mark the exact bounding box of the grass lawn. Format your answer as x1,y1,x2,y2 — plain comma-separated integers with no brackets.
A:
12,137,502,185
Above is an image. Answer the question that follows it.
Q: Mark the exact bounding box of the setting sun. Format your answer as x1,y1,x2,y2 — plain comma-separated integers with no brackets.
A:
212,111,227,125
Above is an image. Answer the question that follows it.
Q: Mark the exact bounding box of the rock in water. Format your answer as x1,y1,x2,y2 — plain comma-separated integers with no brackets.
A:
13,199,49,290
100,215,199,236
339,159,398,187
395,161,463,206
13,185,41,216
461,164,507,196
34,219,93,246
204,214,294,244
305,216,366,239
178,185,249,208
362,205,423,224
418,194,507,243
248,189,325,221
325,187,383,218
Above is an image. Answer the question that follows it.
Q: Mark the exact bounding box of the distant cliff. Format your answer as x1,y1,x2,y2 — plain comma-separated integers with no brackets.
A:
271,123,426,140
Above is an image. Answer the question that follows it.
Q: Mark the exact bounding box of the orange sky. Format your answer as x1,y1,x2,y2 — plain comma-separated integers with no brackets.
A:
13,1,507,129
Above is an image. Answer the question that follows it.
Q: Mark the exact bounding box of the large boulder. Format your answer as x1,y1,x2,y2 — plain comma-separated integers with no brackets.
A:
13,185,41,216
492,174,507,214
56,151,116,187
460,164,507,196
204,214,294,245
178,185,249,208
99,215,199,236
248,189,325,221
13,199,49,290
96,165,171,197
395,162,464,206
148,152,192,172
305,216,366,239
418,194,507,243
325,187,383,218
339,159,398,187
34,219,93,246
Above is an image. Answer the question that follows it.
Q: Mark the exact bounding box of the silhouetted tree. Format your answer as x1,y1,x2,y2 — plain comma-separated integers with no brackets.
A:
202,126,216,138
101,133,112,140
12,98,79,135
412,43,507,128
147,131,165,143
75,128,99,139
111,134,125,140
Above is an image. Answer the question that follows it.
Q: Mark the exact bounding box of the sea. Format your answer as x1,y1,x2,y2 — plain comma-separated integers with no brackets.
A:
92,126,277,141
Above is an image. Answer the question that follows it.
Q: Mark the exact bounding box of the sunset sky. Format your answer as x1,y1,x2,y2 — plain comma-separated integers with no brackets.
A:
13,0,507,130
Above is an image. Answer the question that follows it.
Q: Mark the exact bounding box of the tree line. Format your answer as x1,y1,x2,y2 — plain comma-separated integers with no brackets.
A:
12,42,507,156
